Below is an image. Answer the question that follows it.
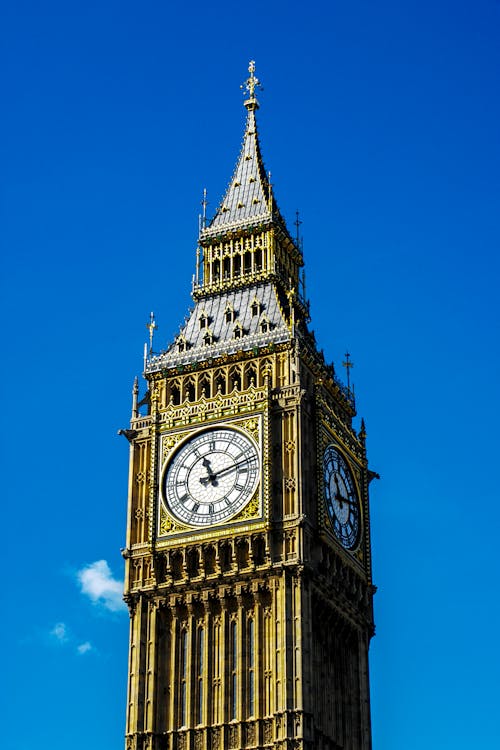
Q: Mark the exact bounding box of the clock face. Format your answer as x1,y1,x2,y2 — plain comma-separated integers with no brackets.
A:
162,427,260,527
323,445,360,549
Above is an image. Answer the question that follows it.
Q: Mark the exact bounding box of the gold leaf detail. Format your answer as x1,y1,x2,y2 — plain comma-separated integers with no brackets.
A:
234,492,260,521
159,505,189,536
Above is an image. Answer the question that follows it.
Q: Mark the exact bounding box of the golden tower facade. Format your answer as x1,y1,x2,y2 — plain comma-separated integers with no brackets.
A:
122,62,375,750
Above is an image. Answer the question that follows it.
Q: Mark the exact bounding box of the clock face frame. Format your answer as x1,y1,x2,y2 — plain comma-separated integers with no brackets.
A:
161,426,260,527
323,445,360,550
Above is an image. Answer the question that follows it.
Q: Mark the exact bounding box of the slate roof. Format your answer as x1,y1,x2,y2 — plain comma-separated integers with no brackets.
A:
146,282,291,373
200,106,291,240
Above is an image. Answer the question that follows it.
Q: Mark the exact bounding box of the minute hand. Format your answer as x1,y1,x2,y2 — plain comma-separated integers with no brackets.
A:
214,458,255,480
335,492,355,506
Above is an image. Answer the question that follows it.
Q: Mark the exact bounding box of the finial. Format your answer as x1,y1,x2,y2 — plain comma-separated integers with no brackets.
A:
342,351,354,392
146,311,158,355
201,188,208,228
295,210,302,247
132,376,139,419
241,60,263,110
359,418,366,441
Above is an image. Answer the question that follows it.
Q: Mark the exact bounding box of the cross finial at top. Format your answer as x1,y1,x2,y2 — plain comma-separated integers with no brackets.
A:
342,351,354,391
146,311,158,354
241,60,263,109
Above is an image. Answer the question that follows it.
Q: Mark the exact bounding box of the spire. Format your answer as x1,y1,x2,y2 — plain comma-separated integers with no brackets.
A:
200,60,289,240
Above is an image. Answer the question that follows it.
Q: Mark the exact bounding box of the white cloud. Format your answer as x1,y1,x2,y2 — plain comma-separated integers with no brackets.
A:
77,559,126,612
51,622,69,643
77,641,93,655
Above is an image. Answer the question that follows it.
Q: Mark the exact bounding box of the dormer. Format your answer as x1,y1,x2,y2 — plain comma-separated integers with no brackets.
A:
259,314,271,334
225,303,235,324
233,322,244,340
199,310,209,330
176,334,189,353
251,296,262,317
203,329,214,346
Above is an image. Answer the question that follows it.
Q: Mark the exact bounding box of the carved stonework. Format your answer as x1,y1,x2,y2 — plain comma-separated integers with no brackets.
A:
162,431,187,460
228,725,238,749
233,490,260,522
246,722,255,746
159,505,189,536
263,719,273,744
210,727,221,750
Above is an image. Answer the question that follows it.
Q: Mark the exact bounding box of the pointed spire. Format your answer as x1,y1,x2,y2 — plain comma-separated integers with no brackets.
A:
359,418,367,442
200,60,290,240
132,376,139,419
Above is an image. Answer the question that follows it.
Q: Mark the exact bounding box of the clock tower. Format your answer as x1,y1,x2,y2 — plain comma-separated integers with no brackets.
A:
122,62,375,750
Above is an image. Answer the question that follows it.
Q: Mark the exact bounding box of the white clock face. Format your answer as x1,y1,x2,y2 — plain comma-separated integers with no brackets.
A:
323,445,360,549
162,427,260,527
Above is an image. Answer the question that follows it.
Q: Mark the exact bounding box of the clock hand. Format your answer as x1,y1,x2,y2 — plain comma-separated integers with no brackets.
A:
335,491,355,507
212,457,254,480
199,457,218,487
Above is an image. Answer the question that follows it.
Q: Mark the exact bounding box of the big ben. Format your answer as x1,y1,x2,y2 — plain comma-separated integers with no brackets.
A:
122,61,376,750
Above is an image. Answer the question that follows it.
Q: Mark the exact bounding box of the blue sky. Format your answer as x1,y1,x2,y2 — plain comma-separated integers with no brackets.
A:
1,1,499,748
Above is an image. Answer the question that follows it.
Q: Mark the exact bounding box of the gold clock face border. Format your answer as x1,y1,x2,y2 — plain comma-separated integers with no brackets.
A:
158,417,263,536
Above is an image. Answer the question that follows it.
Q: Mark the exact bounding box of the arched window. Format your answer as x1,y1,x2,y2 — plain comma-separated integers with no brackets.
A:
185,379,195,401
229,367,241,391
255,248,262,271
170,383,181,406
233,254,241,276
199,374,211,399
212,618,221,724
196,627,204,725
230,620,237,720
215,371,226,395
179,628,188,727
244,363,257,389
247,618,255,717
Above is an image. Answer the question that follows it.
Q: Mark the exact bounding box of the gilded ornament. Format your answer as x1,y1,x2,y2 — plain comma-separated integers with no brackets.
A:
159,505,189,536
234,492,260,521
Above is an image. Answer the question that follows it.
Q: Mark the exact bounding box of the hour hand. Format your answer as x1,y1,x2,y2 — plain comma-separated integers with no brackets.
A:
200,457,218,486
